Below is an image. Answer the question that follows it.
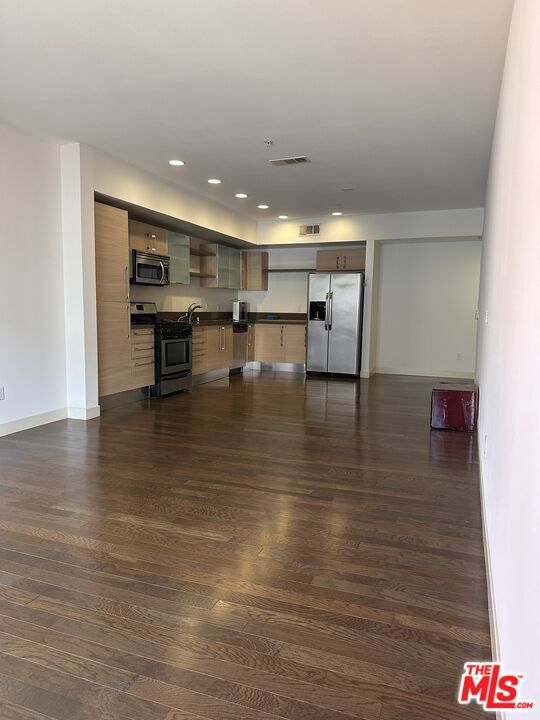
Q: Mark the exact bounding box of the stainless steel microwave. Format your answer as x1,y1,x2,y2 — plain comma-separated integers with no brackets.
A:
131,250,170,286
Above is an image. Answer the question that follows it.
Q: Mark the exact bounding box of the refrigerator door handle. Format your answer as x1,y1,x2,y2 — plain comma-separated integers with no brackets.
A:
328,291,333,331
325,292,329,331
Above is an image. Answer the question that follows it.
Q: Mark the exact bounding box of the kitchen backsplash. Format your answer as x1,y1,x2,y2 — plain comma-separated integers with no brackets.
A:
130,277,238,313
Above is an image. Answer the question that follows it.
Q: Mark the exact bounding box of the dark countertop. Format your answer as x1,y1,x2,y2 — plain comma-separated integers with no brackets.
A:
191,318,306,327
253,319,307,325
157,311,307,327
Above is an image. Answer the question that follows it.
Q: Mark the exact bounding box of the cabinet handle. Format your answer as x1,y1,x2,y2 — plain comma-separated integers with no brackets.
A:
127,304,130,338
134,360,154,367
280,326,284,347
248,325,252,347
222,326,226,351
125,265,129,300
336,256,340,269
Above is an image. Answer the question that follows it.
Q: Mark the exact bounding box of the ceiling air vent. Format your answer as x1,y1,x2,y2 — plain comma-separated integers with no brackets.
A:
269,156,310,166
299,224,320,237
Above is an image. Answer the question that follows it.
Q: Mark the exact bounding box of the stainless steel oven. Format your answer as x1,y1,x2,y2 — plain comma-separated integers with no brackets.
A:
132,250,170,286
152,322,192,396
160,328,191,376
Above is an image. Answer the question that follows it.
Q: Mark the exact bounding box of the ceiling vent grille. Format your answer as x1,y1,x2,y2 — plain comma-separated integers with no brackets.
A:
299,224,320,237
269,156,310,166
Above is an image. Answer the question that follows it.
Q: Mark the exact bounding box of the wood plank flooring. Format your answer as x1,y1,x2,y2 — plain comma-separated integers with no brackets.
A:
0,371,490,719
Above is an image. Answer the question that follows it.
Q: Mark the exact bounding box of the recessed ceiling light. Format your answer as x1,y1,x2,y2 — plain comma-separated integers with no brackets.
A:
208,178,222,184
258,204,269,209
235,193,248,198
332,211,343,216
169,159,185,166
278,215,288,219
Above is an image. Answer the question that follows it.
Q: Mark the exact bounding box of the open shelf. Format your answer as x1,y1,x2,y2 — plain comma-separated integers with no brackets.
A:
190,271,217,278
190,248,218,257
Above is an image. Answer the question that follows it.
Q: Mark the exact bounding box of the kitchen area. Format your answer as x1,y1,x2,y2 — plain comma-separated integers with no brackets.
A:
95,199,366,405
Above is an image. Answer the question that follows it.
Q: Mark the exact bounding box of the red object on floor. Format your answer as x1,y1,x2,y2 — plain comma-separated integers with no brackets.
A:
430,382,478,432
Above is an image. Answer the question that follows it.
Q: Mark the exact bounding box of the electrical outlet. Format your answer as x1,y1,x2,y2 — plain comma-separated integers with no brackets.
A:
0,386,5,401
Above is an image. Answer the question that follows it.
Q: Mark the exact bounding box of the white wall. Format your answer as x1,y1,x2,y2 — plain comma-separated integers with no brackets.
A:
476,0,540,711
239,247,318,313
375,239,482,378
257,208,484,245
90,146,257,244
0,121,67,435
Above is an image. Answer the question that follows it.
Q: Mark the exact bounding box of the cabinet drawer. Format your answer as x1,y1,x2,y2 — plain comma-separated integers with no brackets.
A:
131,344,154,360
131,358,155,387
131,327,154,338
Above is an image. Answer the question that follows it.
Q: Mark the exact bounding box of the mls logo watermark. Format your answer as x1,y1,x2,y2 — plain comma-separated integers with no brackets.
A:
458,662,534,711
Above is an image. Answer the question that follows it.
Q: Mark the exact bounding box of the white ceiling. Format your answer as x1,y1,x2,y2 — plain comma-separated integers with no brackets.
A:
0,0,513,220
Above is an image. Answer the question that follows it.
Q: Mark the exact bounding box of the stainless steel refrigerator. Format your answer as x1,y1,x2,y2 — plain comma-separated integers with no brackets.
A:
306,272,364,375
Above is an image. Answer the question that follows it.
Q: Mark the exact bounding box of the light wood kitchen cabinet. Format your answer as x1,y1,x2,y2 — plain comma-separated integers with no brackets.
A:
241,251,268,291
95,202,156,396
192,327,207,375
255,323,306,364
192,325,233,375
283,325,306,362
131,327,155,388
247,324,256,362
96,300,132,396
254,324,284,362
316,247,365,271
129,220,167,255
95,202,130,303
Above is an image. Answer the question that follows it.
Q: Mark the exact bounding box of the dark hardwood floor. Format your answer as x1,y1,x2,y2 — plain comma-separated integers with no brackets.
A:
0,371,490,719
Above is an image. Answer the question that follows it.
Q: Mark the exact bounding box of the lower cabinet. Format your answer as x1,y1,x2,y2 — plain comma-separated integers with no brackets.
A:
254,324,306,364
191,325,233,375
97,303,155,397
192,327,207,375
247,324,256,362
283,325,307,363
130,327,155,388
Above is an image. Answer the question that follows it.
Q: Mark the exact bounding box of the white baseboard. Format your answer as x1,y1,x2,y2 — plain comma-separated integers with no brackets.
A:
0,407,68,437
478,444,504,720
0,404,101,437
375,365,476,379
360,369,374,378
67,406,100,420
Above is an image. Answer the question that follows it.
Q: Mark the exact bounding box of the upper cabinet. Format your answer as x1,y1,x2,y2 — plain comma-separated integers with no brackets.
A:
241,251,268,291
167,232,190,284
95,202,130,302
316,247,366,272
200,244,241,289
129,220,167,255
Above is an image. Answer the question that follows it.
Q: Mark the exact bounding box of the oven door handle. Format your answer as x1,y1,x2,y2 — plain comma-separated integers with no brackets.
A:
158,261,165,285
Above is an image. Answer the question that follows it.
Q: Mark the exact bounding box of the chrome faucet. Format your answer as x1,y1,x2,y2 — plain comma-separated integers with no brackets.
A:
177,302,203,323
